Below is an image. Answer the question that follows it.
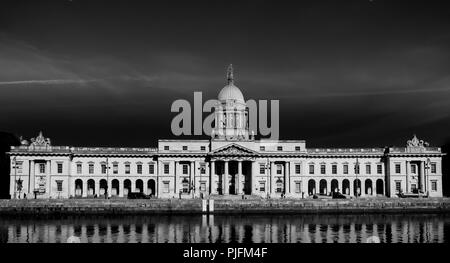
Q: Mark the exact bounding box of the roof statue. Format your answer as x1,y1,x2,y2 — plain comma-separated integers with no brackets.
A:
30,131,51,146
19,136,29,146
227,64,234,85
406,134,429,148
218,64,245,104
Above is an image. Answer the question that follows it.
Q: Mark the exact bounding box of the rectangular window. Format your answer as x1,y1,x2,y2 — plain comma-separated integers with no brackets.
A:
88,164,94,174
260,164,265,174
200,163,206,174
101,164,107,174
259,182,265,192
343,164,349,174
163,182,170,193
182,164,189,175
200,181,206,192
137,164,142,174
332,164,337,174
276,179,283,193
411,184,417,190
125,164,130,174
431,181,437,191
182,179,189,193
57,163,63,174
320,164,326,174
309,164,314,174
395,181,401,193
366,164,371,174
276,164,282,175
182,146,188,151
113,163,118,174
277,146,283,151
260,146,265,151
431,163,437,173
77,163,82,174
295,146,301,151
14,161,23,173
56,180,63,192
295,164,301,174
149,164,155,174
409,164,415,174
39,163,45,174
200,146,206,151
164,164,170,174
377,164,383,174
164,146,169,151
354,164,360,174
295,182,301,193
395,163,401,174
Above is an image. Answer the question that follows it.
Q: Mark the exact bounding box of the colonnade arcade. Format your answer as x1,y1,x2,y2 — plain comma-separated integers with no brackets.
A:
307,178,385,196
209,159,253,195
74,178,156,198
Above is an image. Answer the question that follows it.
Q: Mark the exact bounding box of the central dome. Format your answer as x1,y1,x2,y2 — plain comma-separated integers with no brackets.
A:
218,64,245,104
218,83,245,103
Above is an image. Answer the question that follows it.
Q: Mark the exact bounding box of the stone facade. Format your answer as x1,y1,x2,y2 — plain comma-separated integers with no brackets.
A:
8,67,445,199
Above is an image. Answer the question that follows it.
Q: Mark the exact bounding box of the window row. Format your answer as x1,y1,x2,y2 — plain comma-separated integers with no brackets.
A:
163,146,207,151
76,162,156,175
259,146,302,152
258,163,384,175
393,162,437,174
75,162,207,175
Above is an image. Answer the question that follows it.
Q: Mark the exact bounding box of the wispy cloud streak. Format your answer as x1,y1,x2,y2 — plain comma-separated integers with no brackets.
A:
0,79,98,86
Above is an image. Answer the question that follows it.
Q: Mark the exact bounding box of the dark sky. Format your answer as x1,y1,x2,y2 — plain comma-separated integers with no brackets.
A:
1,0,450,148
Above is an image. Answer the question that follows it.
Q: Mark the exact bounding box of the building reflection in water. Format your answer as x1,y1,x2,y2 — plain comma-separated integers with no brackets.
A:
1,214,448,243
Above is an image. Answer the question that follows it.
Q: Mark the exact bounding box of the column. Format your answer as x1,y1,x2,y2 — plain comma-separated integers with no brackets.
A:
251,161,257,195
420,161,425,192
373,180,377,196
270,162,275,194
285,162,290,194
82,180,88,197
190,161,195,197
143,180,148,195
224,161,229,195
174,161,179,194
107,178,112,198
119,180,124,197
29,160,35,196
210,161,217,194
46,160,51,197
156,160,159,198
360,177,365,197
405,161,409,193
237,161,242,194
349,180,354,197
95,180,100,196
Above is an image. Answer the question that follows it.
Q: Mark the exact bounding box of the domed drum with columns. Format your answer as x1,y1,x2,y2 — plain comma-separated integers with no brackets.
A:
212,64,250,141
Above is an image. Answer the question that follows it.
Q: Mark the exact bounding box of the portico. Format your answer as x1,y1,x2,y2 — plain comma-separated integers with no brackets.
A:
209,144,257,196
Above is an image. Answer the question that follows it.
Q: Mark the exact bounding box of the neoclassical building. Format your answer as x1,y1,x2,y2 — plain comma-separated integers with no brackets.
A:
8,66,445,199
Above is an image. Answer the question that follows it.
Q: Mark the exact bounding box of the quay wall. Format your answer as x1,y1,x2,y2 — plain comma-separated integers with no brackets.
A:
0,198,450,216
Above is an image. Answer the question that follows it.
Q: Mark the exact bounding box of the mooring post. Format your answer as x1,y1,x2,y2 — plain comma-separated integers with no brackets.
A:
208,199,214,212
202,199,208,213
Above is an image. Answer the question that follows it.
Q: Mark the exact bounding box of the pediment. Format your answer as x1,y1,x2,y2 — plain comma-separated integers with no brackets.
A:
211,144,257,156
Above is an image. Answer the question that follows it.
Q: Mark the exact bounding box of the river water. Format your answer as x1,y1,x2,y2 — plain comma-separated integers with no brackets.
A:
1,213,449,243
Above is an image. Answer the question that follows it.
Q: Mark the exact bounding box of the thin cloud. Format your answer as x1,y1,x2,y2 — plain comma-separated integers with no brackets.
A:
0,79,98,86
